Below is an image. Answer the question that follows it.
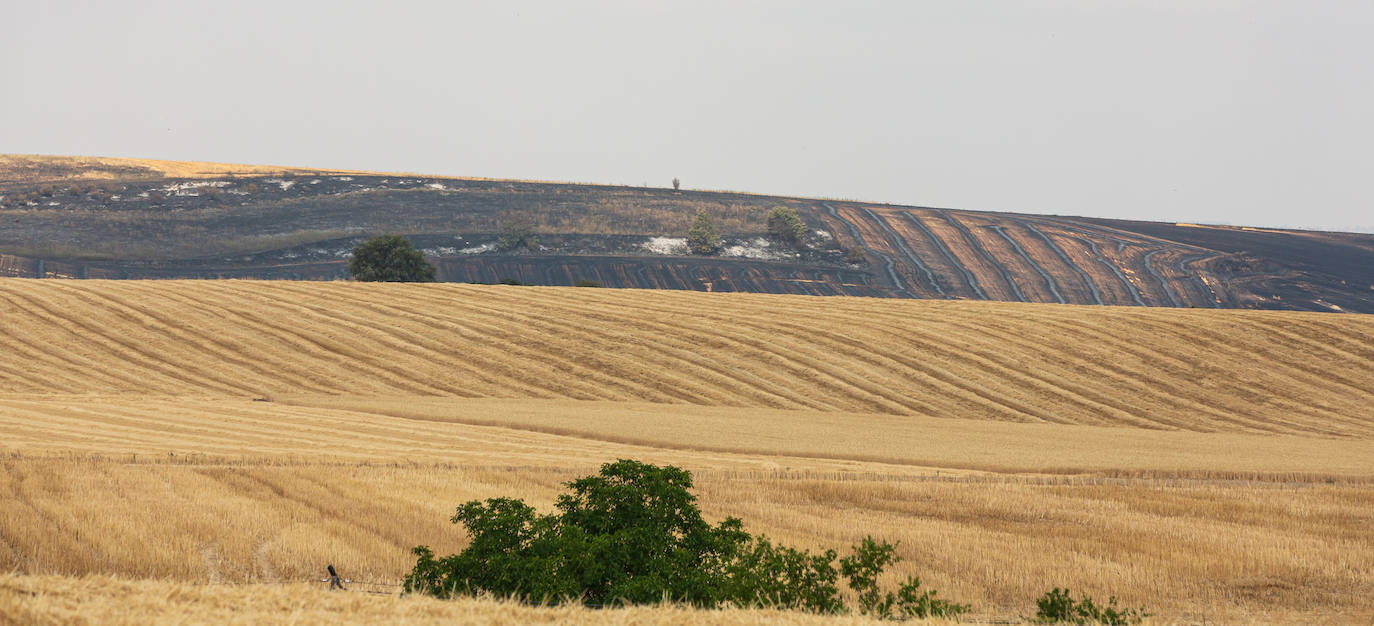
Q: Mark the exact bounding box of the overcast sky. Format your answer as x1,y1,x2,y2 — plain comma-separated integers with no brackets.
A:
7,1,1372,232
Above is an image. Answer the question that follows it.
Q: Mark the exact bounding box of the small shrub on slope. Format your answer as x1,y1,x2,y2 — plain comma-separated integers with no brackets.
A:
766,206,808,247
1034,587,1148,625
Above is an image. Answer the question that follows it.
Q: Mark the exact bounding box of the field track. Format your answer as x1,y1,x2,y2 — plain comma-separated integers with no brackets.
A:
1,279,1371,436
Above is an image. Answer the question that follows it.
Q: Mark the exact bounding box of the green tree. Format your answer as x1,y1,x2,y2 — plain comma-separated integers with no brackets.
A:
497,222,539,251
348,234,437,282
672,177,681,191
405,459,967,618
766,206,808,247
687,211,721,255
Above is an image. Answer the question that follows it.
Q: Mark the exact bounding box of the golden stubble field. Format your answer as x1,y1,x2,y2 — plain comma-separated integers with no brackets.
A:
1,279,1373,624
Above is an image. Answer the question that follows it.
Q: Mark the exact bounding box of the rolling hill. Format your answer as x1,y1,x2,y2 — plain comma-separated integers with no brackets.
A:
2,155,1371,313
2,280,1372,436
2,280,1372,623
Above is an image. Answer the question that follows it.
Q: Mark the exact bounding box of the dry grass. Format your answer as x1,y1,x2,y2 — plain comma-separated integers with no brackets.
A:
0,280,1370,435
0,155,338,184
0,574,926,626
1,280,1372,622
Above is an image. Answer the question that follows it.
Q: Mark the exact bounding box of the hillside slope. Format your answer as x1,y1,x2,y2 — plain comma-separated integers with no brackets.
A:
2,155,1371,313
2,280,1371,436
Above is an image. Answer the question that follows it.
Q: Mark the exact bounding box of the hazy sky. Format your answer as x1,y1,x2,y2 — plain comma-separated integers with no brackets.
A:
7,1,1372,232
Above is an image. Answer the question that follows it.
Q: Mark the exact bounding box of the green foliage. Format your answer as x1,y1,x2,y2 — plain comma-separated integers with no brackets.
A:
405,459,964,619
347,234,437,282
845,247,867,264
687,212,721,255
672,177,680,191
840,537,968,619
573,279,602,288
406,460,749,607
722,536,842,613
497,222,539,251
766,206,808,247
1034,588,1148,625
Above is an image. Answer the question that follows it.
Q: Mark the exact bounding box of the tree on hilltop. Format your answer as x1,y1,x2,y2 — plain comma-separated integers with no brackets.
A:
348,234,437,282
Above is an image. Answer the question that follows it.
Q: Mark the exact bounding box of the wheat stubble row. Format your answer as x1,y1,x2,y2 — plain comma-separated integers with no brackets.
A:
1,280,1371,435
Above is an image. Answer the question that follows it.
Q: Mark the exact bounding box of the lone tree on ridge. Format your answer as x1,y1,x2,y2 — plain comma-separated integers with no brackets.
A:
348,234,437,282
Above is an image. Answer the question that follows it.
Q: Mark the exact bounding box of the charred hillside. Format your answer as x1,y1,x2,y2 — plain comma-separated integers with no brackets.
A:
2,155,1370,313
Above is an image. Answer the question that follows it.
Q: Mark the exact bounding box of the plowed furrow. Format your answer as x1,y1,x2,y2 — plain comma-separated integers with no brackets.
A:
168,284,448,396
458,285,926,414
903,211,986,299
825,203,907,294
1022,221,1103,305
990,225,1064,304
861,207,943,295
0,288,247,394
46,282,333,395
938,211,1026,302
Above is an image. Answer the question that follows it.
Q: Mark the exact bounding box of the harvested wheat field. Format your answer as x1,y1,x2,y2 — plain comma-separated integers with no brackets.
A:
1,279,1373,624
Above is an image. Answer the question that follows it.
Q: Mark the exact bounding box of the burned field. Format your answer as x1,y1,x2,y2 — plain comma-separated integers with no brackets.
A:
2,155,1371,312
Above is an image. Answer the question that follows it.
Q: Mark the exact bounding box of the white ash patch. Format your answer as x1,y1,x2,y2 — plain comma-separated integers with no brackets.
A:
279,251,300,259
47,201,61,206
310,179,321,185
426,183,448,190
721,237,795,261
640,237,688,255
424,246,458,256
265,179,295,191
138,191,149,198
812,229,833,240
163,181,230,196
459,242,496,255
335,176,353,181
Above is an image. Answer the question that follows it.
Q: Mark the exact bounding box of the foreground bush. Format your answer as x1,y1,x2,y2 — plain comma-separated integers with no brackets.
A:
406,459,966,619
1034,588,1148,625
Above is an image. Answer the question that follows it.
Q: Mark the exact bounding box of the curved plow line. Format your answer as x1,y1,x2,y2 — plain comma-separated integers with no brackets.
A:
824,203,907,295
0,287,249,395
936,210,1026,302
1142,250,1182,307
54,281,336,395
1176,255,1222,308
340,284,754,406
860,207,943,296
1021,221,1104,305
460,285,934,414
903,211,986,299
989,225,1064,304
520,287,1045,418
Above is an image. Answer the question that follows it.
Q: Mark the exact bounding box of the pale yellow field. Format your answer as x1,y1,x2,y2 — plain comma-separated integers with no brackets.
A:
1,279,1373,624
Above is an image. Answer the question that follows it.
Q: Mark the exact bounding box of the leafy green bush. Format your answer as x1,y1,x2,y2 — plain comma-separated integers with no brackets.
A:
766,206,808,247
1034,588,1148,625
687,212,721,255
405,459,965,619
841,537,967,619
497,222,538,251
348,234,437,282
